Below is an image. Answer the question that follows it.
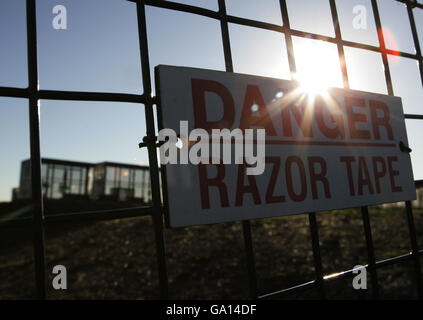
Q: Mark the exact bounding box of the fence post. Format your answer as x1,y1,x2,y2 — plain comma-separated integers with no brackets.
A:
218,0,259,299
308,213,325,299
405,201,423,298
26,0,47,300
361,207,379,299
135,0,169,299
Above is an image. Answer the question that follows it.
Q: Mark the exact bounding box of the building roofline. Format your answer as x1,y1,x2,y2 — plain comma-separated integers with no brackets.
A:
41,158,94,167
96,161,149,170
21,158,149,169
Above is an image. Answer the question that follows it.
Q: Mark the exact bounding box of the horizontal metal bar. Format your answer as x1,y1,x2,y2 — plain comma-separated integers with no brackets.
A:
343,40,421,59
2,86,423,108
374,251,423,269
0,86,28,99
0,87,146,104
385,49,417,60
259,280,317,299
0,206,153,228
405,114,423,119
259,250,423,299
397,0,423,10
38,90,145,103
2,181,422,229
1,207,421,296
227,15,284,33
341,40,382,53
1,179,421,230
141,0,219,20
44,205,153,223
0,216,33,228
126,0,422,66
0,11,421,105
290,29,338,44
129,0,423,12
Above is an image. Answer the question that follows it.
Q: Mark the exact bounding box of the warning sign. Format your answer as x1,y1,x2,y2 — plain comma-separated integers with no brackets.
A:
155,65,416,227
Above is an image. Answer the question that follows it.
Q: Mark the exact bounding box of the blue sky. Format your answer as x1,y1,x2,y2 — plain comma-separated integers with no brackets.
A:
0,0,423,201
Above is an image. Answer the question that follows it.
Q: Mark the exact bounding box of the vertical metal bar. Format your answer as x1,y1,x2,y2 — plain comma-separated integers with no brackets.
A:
308,212,325,299
329,0,349,88
281,0,326,299
279,0,297,76
218,0,258,299
406,0,423,299
117,167,121,189
361,206,379,299
26,0,47,299
50,164,55,198
405,201,423,298
141,169,145,202
329,0,381,298
242,221,258,298
371,0,394,96
68,167,73,194
131,169,136,193
44,162,49,200
330,1,381,298
85,166,89,196
368,0,396,299
406,2,423,87
135,0,168,299
218,0,233,73
102,165,107,196
79,166,83,194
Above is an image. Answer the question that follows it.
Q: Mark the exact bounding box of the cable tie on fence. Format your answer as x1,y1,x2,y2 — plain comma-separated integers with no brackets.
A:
138,136,156,148
138,135,166,148
399,141,412,153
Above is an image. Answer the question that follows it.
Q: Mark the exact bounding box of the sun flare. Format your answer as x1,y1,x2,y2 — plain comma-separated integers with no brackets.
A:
294,72,329,97
292,38,344,98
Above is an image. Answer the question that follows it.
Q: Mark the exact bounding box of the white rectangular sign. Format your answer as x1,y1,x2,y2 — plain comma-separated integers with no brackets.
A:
155,65,416,227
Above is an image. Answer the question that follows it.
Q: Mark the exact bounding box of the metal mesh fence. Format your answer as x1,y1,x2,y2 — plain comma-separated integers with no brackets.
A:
0,0,422,299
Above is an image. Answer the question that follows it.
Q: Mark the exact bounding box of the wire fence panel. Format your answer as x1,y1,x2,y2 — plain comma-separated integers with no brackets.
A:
0,0,421,299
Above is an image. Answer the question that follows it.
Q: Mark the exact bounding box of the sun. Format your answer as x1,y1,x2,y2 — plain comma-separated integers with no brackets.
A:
292,38,344,97
293,72,330,98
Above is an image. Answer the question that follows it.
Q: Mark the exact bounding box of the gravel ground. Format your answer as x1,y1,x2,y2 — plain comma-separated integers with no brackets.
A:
0,204,422,300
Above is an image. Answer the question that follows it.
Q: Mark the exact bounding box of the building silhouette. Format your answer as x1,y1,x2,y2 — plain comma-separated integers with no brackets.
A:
13,158,152,203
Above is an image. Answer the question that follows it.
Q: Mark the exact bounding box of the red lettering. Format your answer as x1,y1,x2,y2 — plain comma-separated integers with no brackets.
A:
198,163,229,209
345,96,370,140
192,79,235,131
308,156,331,199
372,156,386,194
235,163,261,206
265,157,286,203
369,100,394,140
285,156,307,202
387,156,403,192
282,104,313,138
340,156,356,196
315,97,345,139
239,85,277,135
357,156,374,195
